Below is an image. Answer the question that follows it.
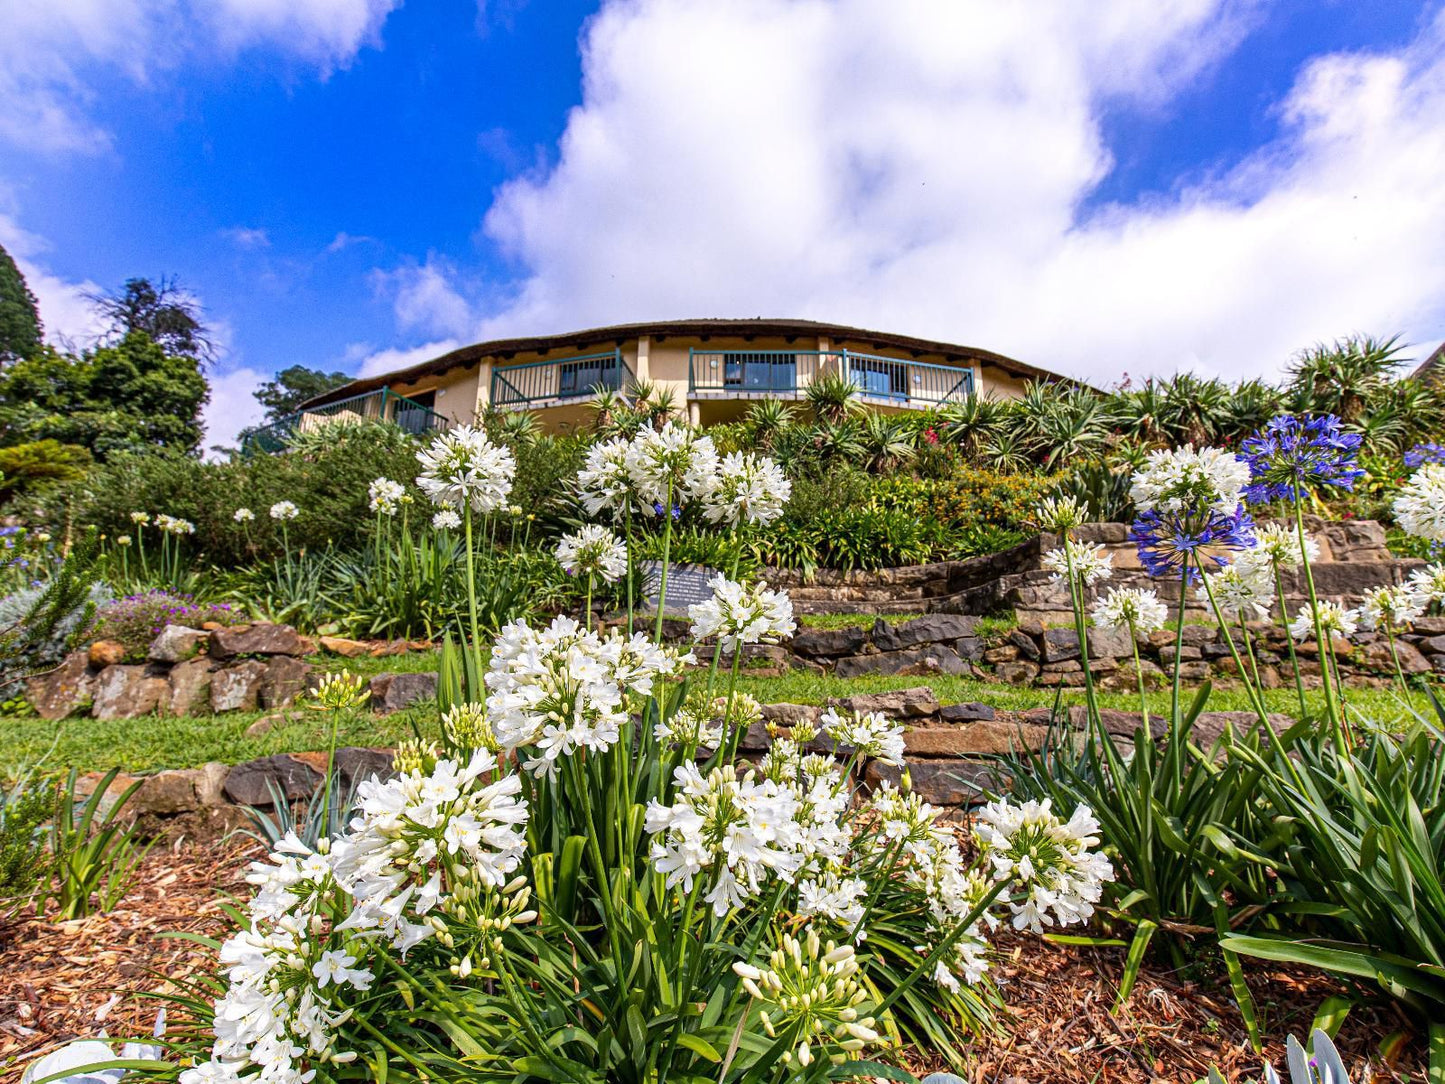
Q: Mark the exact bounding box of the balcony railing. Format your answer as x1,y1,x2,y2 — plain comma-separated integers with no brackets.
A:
491,349,633,408
241,388,452,455
687,349,974,406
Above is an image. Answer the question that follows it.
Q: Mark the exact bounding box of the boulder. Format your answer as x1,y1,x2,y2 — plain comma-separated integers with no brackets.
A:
245,713,286,738
88,640,127,667
318,635,371,658
789,626,868,657
873,614,981,652
148,625,207,663
1086,626,1136,660
1007,630,1041,660
260,656,316,708
904,720,1048,756
26,649,96,720
835,647,964,679
223,754,325,806
953,637,986,662
369,671,439,714
939,701,996,723
335,746,396,788
866,760,996,806
1360,639,1432,675
132,769,205,815
827,686,939,719
209,623,306,659
983,645,1019,663
211,661,269,713
92,664,168,720
1041,628,1080,662
760,702,822,728
164,658,215,716
994,660,1041,685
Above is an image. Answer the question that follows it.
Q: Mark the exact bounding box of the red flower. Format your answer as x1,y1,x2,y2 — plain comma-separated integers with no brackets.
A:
924,428,938,445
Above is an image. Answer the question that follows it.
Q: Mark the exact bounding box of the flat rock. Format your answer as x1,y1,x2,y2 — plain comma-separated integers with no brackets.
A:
211,660,269,712
873,614,981,652
939,701,996,723
866,759,998,806
1041,627,1081,662
223,754,324,806
92,664,168,720
904,720,1047,756
318,635,371,657
260,656,316,708
88,639,127,667
835,646,965,679
148,625,207,663
245,712,286,738
335,746,396,787
994,660,1041,685
26,649,96,720
369,671,439,714
827,686,939,719
209,623,306,658
132,769,205,815
165,658,215,716
789,626,868,657
760,702,822,728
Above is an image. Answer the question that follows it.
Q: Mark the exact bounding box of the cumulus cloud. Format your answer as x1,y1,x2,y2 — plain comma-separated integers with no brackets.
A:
223,226,272,249
204,364,270,452
350,338,464,378
463,0,1445,385
0,211,106,346
373,259,479,340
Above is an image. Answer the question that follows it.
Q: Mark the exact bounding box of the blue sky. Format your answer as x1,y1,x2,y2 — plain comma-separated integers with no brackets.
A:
3,0,1444,448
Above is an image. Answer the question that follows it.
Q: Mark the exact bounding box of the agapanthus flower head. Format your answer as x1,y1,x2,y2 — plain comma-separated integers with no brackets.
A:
233,507,255,524
431,508,461,530
820,706,905,766
1041,539,1114,587
309,671,369,712
442,702,498,753
1404,442,1445,469
156,514,195,535
1289,601,1358,643
695,450,791,527
368,477,405,516
1035,494,1089,533
1407,563,1445,609
1354,584,1424,632
732,927,878,1067
1240,414,1364,503
1090,586,1168,635
974,797,1115,933
1130,507,1256,584
116,535,132,546
415,425,516,513
687,575,796,652
1129,445,1251,516
1197,564,1273,622
796,871,868,932
130,511,151,525
625,421,719,508
1235,521,1319,577
270,500,299,521
576,436,642,517
555,524,628,583
1394,463,1445,543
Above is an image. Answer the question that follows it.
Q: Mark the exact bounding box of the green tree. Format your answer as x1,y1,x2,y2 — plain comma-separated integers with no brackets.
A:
88,276,215,364
0,332,208,458
0,243,42,364
253,364,351,422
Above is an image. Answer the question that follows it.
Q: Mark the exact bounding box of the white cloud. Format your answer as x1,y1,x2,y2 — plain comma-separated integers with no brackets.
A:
0,0,399,156
373,259,478,340
203,364,269,452
350,338,463,378
223,226,271,249
465,0,1445,384
0,211,106,346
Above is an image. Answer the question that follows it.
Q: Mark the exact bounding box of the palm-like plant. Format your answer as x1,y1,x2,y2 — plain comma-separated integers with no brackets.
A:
812,418,864,464
744,398,795,451
1287,334,1405,422
938,394,1010,459
493,410,541,449
804,369,860,424
1219,379,1285,445
587,387,633,436
1158,372,1232,447
858,412,917,474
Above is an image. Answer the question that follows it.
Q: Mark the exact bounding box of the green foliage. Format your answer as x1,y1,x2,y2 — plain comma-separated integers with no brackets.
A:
89,588,242,656
43,767,150,920
0,440,92,503
0,529,109,693
0,762,53,910
0,241,42,364
89,275,216,363
235,773,364,851
0,334,208,458
253,365,352,422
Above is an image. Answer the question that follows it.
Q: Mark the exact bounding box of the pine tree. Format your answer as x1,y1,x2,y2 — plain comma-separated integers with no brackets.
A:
0,243,42,364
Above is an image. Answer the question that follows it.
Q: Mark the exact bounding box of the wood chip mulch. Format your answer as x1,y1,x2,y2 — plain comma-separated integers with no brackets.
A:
0,841,1429,1084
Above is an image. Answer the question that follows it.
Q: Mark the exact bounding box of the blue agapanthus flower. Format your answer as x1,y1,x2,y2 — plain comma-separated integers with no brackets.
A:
1239,414,1364,503
653,501,681,520
1405,442,1445,469
1130,507,1257,583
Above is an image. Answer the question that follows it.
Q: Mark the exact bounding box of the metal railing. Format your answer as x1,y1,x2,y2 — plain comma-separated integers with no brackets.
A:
490,349,633,408
687,348,974,405
240,388,452,455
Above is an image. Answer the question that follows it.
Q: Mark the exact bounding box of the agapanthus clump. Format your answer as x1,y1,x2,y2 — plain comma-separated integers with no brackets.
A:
1239,414,1364,503
819,706,905,766
1289,600,1358,643
1090,586,1168,635
1129,445,1252,515
1404,442,1445,469
796,871,868,931
687,575,796,652
1041,539,1114,587
368,476,405,516
415,425,516,514
270,500,298,521
555,524,628,583
1394,463,1445,544
695,451,791,527
732,928,881,1069
973,797,1114,933
1198,564,1273,622
1128,445,1256,583
625,420,719,508
1354,584,1424,632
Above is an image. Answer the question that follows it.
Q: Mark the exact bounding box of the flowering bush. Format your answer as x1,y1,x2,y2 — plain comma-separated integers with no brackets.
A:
89,589,241,655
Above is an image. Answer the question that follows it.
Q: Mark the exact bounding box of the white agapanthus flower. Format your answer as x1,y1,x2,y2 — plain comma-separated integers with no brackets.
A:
796,872,868,930
233,507,255,524
1394,463,1445,543
1041,539,1114,587
1198,564,1273,621
415,425,516,513
973,797,1115,934
130,511,151,525
1289,601,1358,643
576,436,642,517
156,514,195,535
625,421,719,509
368,477,405,516
819,706,905,766
485,615,692,775
555,524,628,583
1129,444,1251,515
696,451,791,527
1090,586,1168,634
1354,584,1425,631
431,509,461,530
1035,494,1088,532
270,500,299,521
1235,522,1319,577
1407,563,1445,609
688,575,796,652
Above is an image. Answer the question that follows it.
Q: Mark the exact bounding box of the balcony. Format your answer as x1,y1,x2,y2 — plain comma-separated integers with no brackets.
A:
241,388,451,455
490,349,633,409
687,349,973,406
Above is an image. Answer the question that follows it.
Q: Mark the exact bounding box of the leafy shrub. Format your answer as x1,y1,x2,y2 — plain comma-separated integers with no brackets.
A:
0,580,112,688
0,765,53,911
44,767,150,919
90,589,242,655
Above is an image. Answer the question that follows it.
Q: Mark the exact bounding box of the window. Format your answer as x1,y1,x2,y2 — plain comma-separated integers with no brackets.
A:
722,352,797,391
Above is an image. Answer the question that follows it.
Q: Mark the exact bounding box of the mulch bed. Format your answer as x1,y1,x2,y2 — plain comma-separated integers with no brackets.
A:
0,841,1427,1084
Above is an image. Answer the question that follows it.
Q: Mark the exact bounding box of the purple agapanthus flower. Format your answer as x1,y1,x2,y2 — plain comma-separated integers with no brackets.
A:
1405,442,1445,469
1130,507,1257,583
653,501,682,520
1239,414,1364,503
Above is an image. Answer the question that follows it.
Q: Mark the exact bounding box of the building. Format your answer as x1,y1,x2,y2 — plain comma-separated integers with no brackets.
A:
251,318,1077,449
